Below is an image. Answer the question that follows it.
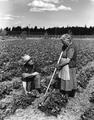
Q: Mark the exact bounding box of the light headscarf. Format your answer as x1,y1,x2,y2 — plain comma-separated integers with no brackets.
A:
60,34,72,44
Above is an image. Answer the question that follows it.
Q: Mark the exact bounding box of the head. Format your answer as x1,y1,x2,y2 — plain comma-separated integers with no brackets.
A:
60,34,72,46
21,54,34,64
22,54,31,61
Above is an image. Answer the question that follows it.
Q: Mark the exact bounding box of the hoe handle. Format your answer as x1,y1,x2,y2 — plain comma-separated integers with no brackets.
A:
44,51,63,96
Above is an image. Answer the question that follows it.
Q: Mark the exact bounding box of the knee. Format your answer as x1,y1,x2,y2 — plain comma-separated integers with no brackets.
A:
35,74,41,79
22,81,26,88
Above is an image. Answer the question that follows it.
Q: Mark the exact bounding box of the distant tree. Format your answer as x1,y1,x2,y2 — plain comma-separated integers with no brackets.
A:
23,26,29,35
34,26,37,31
4,27,11,35
11,26,22,36
2,25,94,36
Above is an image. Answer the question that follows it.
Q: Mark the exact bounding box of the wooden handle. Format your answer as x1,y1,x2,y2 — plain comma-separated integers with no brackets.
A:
44,51,63,96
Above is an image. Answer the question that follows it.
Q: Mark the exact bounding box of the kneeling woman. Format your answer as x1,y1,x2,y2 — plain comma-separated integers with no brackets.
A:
20,54,41,95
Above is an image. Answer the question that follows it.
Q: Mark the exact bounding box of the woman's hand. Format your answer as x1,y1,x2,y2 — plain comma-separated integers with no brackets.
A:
22,73,29,78
55,64,62,70
55,64,60,68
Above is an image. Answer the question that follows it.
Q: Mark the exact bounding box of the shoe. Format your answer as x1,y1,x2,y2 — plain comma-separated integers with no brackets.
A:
65,94,69,99
60,90,66,95
68,90,75,97
36,88,41,94
76,87,81,93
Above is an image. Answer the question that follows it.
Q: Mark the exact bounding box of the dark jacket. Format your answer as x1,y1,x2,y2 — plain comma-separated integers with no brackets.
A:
62,43,77,68
23,59,35,73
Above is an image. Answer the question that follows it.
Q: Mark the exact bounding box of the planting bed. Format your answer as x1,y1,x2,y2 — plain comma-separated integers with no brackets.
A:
0,38,94,119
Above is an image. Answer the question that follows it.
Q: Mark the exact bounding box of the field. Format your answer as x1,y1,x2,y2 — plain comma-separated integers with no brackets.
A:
0,37,94,120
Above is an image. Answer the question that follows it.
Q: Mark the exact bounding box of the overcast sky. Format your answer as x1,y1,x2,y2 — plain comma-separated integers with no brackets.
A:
0,0,94,28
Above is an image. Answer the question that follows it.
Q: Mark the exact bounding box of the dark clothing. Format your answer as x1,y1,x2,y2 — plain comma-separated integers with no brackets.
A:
62,43,77,68
23,59,35,73
62,44,68,51
22,59,35,83
58,42,77,92
26,76,35,91
22,59,40,92
26,74,41,91
67,43,77,68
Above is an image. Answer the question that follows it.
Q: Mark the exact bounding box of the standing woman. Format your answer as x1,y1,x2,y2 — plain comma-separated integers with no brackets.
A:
56,34,77,97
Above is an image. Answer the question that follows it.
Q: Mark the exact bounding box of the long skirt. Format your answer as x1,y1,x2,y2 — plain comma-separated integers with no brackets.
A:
59,68,77,91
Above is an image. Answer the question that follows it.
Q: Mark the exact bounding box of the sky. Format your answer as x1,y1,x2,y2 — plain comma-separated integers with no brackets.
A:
0,0,94,28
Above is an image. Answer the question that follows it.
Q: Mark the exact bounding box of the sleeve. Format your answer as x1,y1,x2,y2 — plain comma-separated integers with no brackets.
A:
57,48,74,68
59,58,70,66
67,48,74,59
60,58,66,64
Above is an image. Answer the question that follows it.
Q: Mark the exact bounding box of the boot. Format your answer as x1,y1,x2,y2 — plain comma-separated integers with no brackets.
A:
68,90,76,97
36,88,41,94
60,90,66,95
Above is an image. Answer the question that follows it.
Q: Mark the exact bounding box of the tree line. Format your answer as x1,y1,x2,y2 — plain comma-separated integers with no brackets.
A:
1,25,94,36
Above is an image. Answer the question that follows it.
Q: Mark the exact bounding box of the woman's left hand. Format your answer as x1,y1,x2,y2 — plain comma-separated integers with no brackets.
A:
55,64,61,70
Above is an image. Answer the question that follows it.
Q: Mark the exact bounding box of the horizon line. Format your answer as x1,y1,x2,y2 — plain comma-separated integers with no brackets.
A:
0,25,94,29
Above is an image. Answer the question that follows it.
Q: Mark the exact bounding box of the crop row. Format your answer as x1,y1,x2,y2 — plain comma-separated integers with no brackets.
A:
0,39,94,81
0,38,94,118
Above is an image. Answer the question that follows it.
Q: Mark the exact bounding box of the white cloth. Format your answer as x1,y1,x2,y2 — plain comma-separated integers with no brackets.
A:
22,72,39,78
58,58,70,80
31,72,39,76
22,81,27,93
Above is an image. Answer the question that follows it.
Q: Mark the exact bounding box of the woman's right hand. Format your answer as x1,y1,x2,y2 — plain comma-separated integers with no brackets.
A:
55,64,62,70
22,73,29,78
55,64,60,68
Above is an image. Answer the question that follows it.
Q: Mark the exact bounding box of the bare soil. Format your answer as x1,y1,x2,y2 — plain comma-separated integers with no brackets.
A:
4,76,94,120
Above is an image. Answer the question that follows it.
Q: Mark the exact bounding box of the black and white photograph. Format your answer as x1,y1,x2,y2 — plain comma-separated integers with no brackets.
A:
0,0,94,120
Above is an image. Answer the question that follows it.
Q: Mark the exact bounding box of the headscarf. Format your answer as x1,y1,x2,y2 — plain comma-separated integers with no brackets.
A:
60,34,72,43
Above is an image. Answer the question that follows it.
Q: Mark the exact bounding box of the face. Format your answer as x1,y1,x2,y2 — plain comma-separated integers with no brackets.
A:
18,58,26,65
29,60,34,65
20,58,27,65
61,39,69,47
61,36,71,46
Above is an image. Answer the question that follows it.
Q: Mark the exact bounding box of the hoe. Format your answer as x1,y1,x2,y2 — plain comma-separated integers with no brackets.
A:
32,51,63,108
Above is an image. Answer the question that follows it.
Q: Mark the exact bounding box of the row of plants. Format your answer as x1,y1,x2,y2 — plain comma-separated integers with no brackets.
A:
80,83,94,120
1,39,94,81
0,77,36,120
38,62,94,116
0,38,94,118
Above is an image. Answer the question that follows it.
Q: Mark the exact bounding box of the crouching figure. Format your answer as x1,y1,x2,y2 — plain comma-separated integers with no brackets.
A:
20,54,41,95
